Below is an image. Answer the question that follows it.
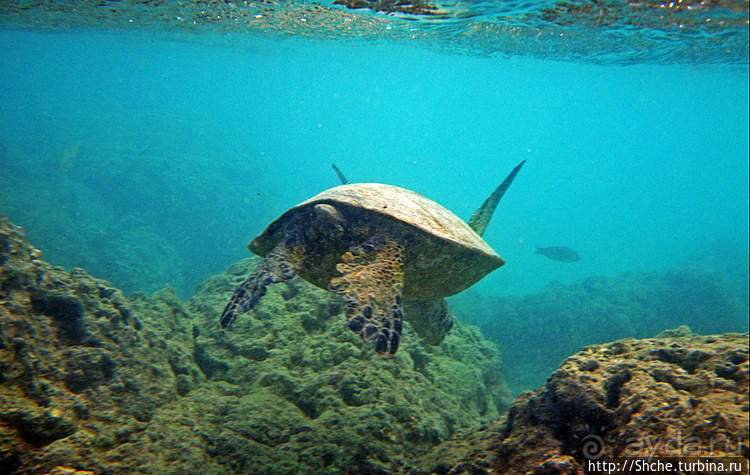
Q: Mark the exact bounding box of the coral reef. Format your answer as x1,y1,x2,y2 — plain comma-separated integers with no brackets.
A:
417,328,749,474
0,214,508,474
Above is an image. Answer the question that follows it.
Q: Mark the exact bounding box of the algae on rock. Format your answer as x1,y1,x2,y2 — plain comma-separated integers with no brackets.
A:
182,257,510,472
417,329,749,474
0,214,201,474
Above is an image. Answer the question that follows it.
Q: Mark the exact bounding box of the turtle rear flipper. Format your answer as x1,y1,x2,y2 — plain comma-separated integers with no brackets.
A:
219,242,301,328
403,298,454,346
328,236,404,355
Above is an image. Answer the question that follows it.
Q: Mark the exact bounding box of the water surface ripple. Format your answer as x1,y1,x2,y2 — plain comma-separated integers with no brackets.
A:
1,0,748,65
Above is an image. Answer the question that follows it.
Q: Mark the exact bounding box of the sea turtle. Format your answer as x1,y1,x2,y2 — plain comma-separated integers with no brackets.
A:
219,161,525,355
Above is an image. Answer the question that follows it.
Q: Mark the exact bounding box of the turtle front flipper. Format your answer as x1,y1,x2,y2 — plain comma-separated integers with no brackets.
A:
468,160,525,237
219,242,301,329
328,236,404,355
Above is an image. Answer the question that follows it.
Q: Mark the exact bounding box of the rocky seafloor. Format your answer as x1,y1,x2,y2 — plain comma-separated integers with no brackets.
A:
1,213,748,474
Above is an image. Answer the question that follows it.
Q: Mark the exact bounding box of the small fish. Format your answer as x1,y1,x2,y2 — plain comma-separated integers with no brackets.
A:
535,246,581,262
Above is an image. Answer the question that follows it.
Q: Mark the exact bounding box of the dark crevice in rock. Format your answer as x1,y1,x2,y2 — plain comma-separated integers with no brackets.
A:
604,370,631,409
2,409,76,448
30,293,87,343
652,346,713,373
193,342,229,380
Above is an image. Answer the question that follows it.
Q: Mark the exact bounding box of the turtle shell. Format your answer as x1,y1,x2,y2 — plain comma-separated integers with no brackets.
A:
249,183,505,299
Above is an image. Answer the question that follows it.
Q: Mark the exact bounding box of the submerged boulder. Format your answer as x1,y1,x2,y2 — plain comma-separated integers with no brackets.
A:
419,329,749,474
0,215,201,474
178,257,510,473
454,258,749,394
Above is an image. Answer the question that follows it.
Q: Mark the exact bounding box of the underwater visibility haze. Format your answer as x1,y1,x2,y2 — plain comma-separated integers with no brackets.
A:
1,28,747,298
0,0,748,473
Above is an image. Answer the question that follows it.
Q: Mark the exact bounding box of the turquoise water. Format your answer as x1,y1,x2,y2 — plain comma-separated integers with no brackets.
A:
0,0,748,411
2,26,747,299
0,5,748,471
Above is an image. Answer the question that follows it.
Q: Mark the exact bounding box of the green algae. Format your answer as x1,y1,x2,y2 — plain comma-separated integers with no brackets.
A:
3,212,748,474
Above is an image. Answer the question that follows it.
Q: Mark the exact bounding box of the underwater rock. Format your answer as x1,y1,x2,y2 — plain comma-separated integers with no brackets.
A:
0,214,200,474
418,330,749,474
181,257,510,473
3,211,748,474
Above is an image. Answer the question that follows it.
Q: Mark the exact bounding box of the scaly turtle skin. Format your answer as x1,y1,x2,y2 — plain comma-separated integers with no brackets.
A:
220,163,524,355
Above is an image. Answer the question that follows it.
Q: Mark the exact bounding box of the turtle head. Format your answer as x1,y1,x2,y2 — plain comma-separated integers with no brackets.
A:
312,203,344,238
